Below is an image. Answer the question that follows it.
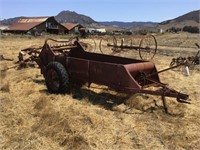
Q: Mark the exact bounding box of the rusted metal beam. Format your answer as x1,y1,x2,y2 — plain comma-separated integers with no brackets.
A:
51,46,77,51
107,43,140,50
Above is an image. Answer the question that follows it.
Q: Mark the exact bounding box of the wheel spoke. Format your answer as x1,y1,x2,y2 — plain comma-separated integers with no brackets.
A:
99,36,117,54
139,35,157,60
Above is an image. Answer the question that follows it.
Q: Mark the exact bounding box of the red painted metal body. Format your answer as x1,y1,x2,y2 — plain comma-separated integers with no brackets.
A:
36,41,159,93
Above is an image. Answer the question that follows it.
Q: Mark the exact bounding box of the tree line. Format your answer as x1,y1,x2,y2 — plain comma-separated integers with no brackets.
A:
167,26,199,33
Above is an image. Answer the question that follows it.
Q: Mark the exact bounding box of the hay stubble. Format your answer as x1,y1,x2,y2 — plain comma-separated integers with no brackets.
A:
0,33,199,149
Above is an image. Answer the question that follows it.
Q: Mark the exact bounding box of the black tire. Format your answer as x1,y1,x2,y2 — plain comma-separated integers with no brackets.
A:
45,61,69,94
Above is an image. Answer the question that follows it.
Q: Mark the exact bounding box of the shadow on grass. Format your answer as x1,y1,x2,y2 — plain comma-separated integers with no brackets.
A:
37,81,185,116
37,80,129,111
81,88,129,110
33,78,45,85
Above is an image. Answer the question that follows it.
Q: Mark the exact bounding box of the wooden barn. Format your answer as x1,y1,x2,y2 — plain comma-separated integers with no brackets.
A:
5,16,68,35
62,23,86,35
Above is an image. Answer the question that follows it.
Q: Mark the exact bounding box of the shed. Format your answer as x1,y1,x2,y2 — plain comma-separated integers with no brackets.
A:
62,23,85,35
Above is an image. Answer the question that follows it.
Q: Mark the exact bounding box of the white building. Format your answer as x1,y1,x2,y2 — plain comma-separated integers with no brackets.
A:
87,28,106,34
96,28,106,33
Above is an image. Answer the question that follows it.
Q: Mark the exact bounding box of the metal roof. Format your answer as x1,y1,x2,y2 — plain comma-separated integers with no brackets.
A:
7,16,53,31
8,22,42,31
18,17,49,23
62,23,81,30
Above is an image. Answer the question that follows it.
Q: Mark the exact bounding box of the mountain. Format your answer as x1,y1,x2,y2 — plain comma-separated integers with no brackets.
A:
99,21,158,29
160,10,200,25
0,10,199,31
0,17,21,26
0,11,98,27
159,10,200,30
55,10,97,26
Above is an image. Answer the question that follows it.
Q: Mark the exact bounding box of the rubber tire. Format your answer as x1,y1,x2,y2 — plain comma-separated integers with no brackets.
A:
45,61,69,94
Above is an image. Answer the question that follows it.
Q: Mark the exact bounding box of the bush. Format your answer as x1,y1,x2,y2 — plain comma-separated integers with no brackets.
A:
183,26,199,33
167,27,182,33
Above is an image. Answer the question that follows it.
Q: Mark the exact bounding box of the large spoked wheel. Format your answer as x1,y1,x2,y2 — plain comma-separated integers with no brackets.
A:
69,36,79,45
45,61,70,94
139,35,157,60
99,36,117,54
80,38,96,52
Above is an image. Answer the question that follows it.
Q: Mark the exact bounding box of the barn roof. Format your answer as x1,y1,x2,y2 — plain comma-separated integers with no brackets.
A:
8,22,42,31
7,16,53,31
62,23,82,30
18,16,50,23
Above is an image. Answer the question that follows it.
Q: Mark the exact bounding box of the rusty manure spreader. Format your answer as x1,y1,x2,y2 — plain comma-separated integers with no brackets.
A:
18,38,190,113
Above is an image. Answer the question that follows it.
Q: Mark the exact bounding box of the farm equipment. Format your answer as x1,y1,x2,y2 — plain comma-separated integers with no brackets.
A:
99,34,157,60
17,38,190,112
170,43,200,67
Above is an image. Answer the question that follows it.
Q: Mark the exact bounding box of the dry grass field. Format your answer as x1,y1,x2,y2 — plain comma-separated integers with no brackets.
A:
0,32,200,150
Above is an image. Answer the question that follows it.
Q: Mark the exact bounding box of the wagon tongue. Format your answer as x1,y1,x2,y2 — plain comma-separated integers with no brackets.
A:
177,92,190,103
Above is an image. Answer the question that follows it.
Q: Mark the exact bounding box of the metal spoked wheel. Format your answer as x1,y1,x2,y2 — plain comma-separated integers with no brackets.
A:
68,36,79,45
99,36,117,54
80,38,97,52
139,35,157,60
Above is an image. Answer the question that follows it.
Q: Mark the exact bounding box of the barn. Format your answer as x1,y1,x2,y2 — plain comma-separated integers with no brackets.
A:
5,16,68,35
62,23,86,35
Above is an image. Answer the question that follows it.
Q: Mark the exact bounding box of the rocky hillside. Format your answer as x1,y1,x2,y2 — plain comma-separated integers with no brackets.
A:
99,21,158,29
55,10,97,26
159,10,200,30
160,10,200,24
0,17,21,26
0,11,98,27
0,10,199,30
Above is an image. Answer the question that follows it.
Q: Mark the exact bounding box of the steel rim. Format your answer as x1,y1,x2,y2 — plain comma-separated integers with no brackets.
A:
139,35,157,60
99,36,117,54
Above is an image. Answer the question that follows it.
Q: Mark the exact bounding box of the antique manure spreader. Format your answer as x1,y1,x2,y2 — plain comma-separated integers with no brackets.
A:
18,38,190,112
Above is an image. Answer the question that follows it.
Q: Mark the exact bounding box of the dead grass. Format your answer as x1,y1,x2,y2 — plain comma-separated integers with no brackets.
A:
0,65,10,92
0,81,10,92
0,33,200,150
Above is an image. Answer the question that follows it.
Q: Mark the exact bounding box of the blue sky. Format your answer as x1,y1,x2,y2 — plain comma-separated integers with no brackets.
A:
0,0,199,22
